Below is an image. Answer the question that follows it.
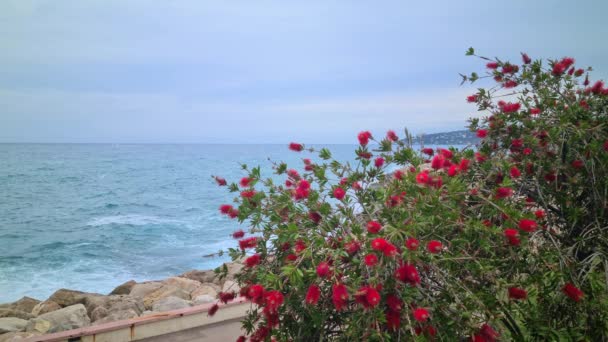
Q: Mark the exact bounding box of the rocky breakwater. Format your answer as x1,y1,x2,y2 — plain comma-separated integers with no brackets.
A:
0,262,243,342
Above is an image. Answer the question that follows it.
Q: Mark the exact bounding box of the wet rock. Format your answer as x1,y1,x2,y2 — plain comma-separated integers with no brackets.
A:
0,318,28,334
31,301,61,316
151,297,191,312
26,304,90,334
109,280,137,295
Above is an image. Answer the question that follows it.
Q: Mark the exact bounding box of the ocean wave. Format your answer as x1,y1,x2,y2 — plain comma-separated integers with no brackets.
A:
86,214,184,227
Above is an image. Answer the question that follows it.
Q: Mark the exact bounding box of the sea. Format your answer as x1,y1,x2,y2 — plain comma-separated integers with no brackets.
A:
0,143,372,303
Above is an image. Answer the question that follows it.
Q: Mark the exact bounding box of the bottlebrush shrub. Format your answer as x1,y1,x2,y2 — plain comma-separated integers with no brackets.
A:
213,49,608,341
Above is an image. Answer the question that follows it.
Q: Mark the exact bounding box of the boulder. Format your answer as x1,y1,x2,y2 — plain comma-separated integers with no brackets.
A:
83,295,144,322
221,280,241,294
143,286,190,310
92,309,139,325
129,282,163,298
26,304,90,334
163,277,201,294
151,297,191,312
192,295,215,305
0,331,41,342
109,280,137,295
224,263,243,280
7,298,40,314
0,310,33,321
190,284,218,299
31,301,61,316
180,270,219,285
47,289,92,308
0,318,28,334
89,307,108,322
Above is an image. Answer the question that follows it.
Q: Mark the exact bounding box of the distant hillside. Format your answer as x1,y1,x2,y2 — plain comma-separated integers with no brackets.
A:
416,130,480,145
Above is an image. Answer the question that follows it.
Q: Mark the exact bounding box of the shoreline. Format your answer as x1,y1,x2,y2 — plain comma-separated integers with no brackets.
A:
0,262,242,340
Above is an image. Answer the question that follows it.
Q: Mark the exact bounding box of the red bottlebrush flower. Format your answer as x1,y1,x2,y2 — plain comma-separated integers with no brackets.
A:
604,140,608,152
293,187,310,200
214,176,227,186
386,294,402,312
232,230,245,239
510,166,521,178
561,57,575,68
427,240,442,254
285,179,293,187
374,157,385,168
393,169,404,180
304,164,314,171
579,100,589,110
467,94,478,103
575,68,584,77
591,80,605,94
332,283,349,310
518,219,538,232
571,160,584,169
421,147,434,156
298,179,310,190
316,262,331,278
486,62,499,69
264,290,284,312
545,171,557,182
285,253,297,262
416,171,430,184
584,75,590,86
236,336,246,342
521,53,531,64
357,151,372,159
238,237,258,250
439,148,453,159
357,131,373,146
219,291,236,304
494,75,503,82
333,187,346,200
428,176,443,189
220,204,233,215
240,177,253,187
523,148,532,155
364,253,378,266
371,238,388,251
345,240,361,255
552,62,567,76
431,154,445,170
495,187,513,199
228,209,239,219
562,283,584,302
309,211,322,224
386,130,399,142
476,129,488,138
502,64,517,74
508,287,528,300
475,152,487,163
294,240,306,253
448,165,458,177
530,107,541,115
248,284,265,304
459,158,470,171
504,229,520,246
366,220,383,234
287,169,300,180
240,190,256,199
405,237,419,251
382,243,399,257
395,262,420,285
363,286,381,308
501,102,521,113
352,181,362,191
504,80,518,88
534,210,545,219
305,284,321,305
207,303,219,317
288,142,304,152
482,219,492,227
479,324,500,342
386,310,401,330
245,253,261,268
413,308,430,322
303,158,312,165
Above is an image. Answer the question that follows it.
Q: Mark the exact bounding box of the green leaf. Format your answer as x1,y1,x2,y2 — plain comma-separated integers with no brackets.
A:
465,47,475,56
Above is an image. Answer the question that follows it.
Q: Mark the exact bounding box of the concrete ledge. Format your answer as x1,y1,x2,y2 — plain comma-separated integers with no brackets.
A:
24,297,249,342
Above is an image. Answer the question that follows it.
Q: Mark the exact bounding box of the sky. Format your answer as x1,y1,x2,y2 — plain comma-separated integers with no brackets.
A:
1,0,607,144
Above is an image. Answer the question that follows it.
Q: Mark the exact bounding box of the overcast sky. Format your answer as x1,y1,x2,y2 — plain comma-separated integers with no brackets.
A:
1,1,607,143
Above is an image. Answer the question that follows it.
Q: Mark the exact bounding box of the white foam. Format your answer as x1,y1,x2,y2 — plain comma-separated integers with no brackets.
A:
86,214,183,227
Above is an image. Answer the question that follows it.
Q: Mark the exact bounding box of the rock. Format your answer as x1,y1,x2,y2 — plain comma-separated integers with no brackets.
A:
109,280,137,295
83,295,144,322
89,306,108,322
143,286,189,310
0,309,33,320
47,289,91,308
7,298,40,314
26,304,90,334
129,282,163,298
0,318,28,334
151,297,191,312
180,270,219,285
31,301,61,316
190,284,219,299
92,309,139,325
221,280,241,294
163,277,201,294
0,331,41,342
224,263,243,280
192,295,215,305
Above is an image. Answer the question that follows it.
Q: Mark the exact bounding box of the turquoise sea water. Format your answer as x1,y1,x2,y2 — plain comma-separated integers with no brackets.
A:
0,144,369,303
